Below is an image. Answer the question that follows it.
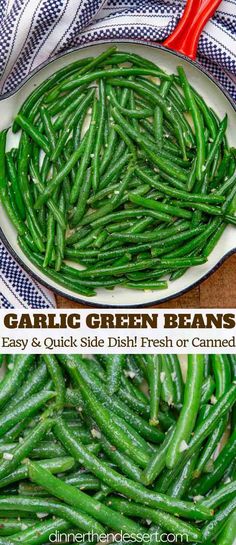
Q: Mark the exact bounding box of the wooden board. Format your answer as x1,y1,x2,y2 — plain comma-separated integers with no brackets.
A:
56,254,236,309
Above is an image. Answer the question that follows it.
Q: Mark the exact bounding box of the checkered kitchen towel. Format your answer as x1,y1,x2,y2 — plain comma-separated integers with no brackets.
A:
0,0,236,308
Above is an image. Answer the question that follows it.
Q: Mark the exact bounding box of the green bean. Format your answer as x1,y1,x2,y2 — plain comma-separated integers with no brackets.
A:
111,225,203,245
129,194,192,220
61,67,170,92
14,57,92,121
0,457,75,489
160,355,175,405
166,355,204,468
216,509,236,545
0,390,55,439
34,130,88,209
0,519,35,536
201,496,236,543
11,517,70,545
99,434,142,482
166,355,184,406
204,115,228,174
53,94,86,132
109,79,186,156
0,537,17,545
202,221,226,257
65,255,205,279
70,98,98,205
153,80,170,149
62,471,101,491
167,452,199,499
0,355,34,411
51,90,94,163
0,132,26,236
158,384,236,492
200,375,216,405
164,220,219,258
91,80,106,191
194,355,231,477
136,167,224,204
60,355,171,443
113,123,137,159
141,427,175,486
211,354,231,397
97,152,131,191
106,497,202,543
112,108,188,179
15,114,50,155
0,419,54,482
53,418,212,521
201,480,236,509
193,90,218,140
103,355,126,395
177,66,205,180
42,355,65,410
118,385,149,417
43,212,55,267
18,237,96,297
146,355,162,425
54,189,66,271
191,427,236,495
64,364,150,468
0,494,105,535
228,354,236,379
5,152,25,220
29,461,145,535
67,227,100,249
72,45,117,77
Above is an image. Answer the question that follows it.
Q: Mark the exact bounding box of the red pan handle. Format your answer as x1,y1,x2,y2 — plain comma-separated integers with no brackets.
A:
163,0,223,60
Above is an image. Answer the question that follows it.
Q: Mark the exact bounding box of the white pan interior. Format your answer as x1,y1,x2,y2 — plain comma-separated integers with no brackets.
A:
0,41,236,307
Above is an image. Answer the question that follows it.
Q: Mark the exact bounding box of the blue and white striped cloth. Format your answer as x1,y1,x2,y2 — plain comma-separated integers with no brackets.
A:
0,0,236,308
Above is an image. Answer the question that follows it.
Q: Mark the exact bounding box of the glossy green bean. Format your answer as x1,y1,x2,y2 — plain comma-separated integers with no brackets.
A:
191,427,236,495
201,496,236,544
54,418,212,521
146,356,162,425
29,461,145,535
43,355,65,410
64,364,150,468
0,355,34,411
106,496,202,543
216,509,236,545
201,480,236,509
166,355,204,468
177,66,205,180
141,426,175,486
0,390,55,439
15,114,50,155
0,419,53,481
18,237,96,297
0,457,75,489
0,494,104,535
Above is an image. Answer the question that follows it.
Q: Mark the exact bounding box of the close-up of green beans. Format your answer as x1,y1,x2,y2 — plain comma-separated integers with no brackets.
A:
0,354,235,544
1,46,236,297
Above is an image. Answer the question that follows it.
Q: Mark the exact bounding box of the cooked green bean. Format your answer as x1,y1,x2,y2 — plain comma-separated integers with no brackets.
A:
1,48,234,297
29,462,146,535
166,355,205,468
0,354,234,543
53,418,211,520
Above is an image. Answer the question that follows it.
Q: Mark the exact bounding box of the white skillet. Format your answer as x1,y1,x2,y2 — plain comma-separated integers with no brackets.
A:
0,0,235,307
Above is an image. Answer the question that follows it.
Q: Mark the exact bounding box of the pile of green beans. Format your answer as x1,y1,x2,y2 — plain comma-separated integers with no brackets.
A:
0,354,235,544
1,47,236,296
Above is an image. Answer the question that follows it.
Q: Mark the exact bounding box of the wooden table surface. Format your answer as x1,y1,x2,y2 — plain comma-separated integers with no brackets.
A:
56,254,236,309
